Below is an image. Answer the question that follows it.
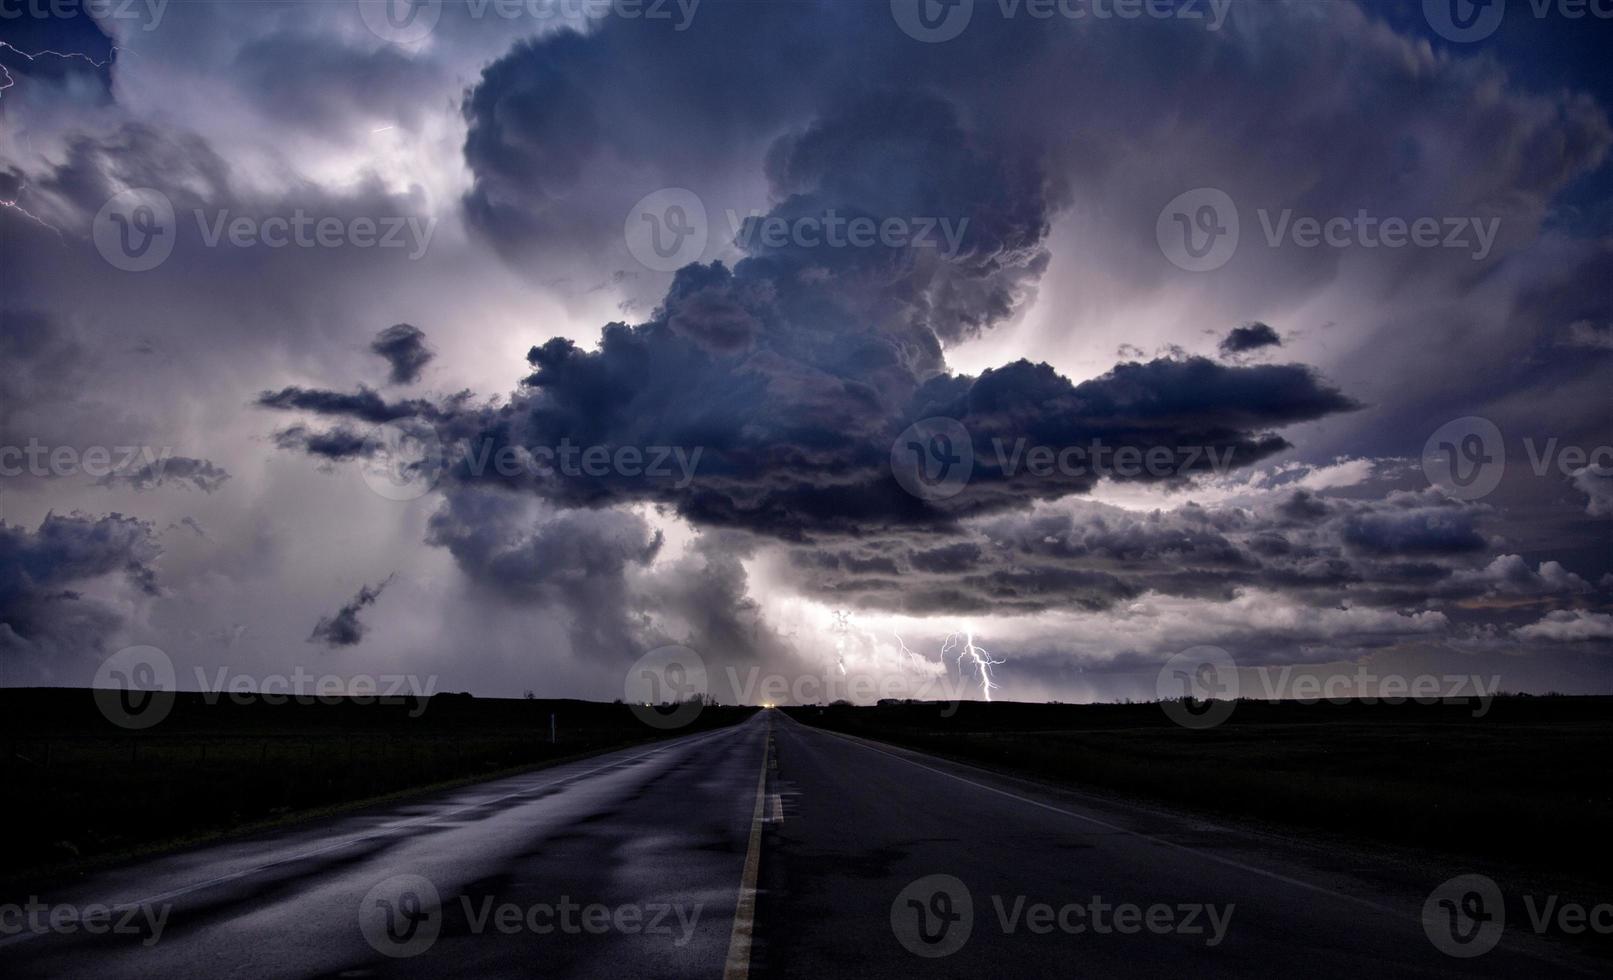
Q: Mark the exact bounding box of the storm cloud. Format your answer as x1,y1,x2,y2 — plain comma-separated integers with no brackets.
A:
2,0,1610,700
370,323,435,385
308,577,392,649
99,456,232,494
1219,323,1283,358
0,513,161,680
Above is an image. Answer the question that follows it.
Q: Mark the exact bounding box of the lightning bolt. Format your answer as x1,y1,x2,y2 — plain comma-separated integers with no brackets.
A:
891,632,930,671
892,628,1004,701
941,629,1003,701
0,197,64,237
0,40,118,236
0,40,117,102
831,609,851,675
824,612,1005,702
0,177,66,241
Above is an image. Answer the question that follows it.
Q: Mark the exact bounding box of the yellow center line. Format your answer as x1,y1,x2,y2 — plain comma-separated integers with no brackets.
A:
722,717,771,980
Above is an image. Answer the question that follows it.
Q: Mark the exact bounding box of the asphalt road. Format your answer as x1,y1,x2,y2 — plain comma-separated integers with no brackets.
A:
756,712,1596,977
0,721,769,979
1,711,1600,978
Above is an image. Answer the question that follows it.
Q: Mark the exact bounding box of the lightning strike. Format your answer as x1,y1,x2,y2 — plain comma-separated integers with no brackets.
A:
891,633,930,671
0,176,66,241
831,609,850,675
941,629,1003,702
0,197,65,238
892,628,1005,701
0,41,117,102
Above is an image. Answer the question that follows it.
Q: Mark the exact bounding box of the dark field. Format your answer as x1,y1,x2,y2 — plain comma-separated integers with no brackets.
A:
0,689,752,891
787,697,1613,891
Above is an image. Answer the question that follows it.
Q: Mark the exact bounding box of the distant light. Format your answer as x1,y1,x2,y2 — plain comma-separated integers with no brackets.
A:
762,703,775,709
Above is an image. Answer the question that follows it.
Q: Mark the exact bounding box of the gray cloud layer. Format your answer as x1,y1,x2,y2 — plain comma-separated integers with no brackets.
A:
1,0,1609,697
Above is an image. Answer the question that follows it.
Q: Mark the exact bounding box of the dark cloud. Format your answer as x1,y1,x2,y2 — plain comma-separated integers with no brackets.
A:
1276,489,1332,523
265,341,1357,543
753,88,1057,346
29,123,232,223
381,34,1369,546
1219,322,1282,357
370,323,434,385
416,487,818,687
6,0,1610,695
0,513,161,681
423,488,660,663
270,72,1363,539
2,121,451,373
908,543,982,575
458,3,1083,323
257,386,445,425
174,517,210,539
425,488,663,601
271,424,371,460
1339,504,1488,557
770,484,1594,618
458,2,824,259
99,456,231,494
263,54,1363,589
308,576,392,649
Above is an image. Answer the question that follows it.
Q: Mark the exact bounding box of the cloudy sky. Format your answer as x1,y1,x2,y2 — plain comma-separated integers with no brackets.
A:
2,0,1610,705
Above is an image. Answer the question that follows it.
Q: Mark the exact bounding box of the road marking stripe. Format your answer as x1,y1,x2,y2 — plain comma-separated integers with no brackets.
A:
723,717,771,980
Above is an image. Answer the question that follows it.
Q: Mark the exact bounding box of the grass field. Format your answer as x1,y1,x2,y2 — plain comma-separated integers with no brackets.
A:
0,688,752,889
786,696,1613,890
